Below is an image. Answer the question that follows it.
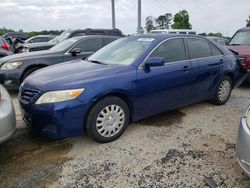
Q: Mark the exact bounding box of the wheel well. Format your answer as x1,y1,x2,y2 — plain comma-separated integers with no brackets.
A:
225,72,234,87
21,65,47,82
83,92,133,135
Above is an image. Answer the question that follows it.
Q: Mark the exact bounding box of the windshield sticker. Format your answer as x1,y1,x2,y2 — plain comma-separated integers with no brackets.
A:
137,38,155,42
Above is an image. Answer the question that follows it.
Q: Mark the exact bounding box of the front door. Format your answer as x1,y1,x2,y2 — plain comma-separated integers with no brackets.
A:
135,38,192,119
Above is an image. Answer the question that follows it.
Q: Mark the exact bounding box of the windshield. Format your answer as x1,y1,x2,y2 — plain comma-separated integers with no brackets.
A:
50,37,79,51
88,37,155,65
50,30,71,44
229,31,250,46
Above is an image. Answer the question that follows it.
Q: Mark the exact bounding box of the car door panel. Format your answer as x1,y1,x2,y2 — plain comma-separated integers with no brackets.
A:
136,60,192,119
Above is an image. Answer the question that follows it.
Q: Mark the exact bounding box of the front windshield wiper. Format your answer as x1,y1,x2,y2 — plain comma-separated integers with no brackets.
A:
87,59,107,65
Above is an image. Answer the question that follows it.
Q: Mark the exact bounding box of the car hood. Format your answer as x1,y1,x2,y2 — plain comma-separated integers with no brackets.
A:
0,50,62,65
227,45,250,56
24,60,125,91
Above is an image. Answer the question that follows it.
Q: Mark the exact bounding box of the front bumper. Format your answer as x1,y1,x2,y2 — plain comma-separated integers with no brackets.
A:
236,107,250,176
0,85,16,144
0,69,23,90
19,97,92,139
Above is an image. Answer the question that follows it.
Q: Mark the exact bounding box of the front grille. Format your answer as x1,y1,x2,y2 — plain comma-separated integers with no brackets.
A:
19,88,40,103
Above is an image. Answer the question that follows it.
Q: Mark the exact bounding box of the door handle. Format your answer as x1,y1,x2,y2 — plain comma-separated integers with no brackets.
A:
219,59,224,64
182,65,190,71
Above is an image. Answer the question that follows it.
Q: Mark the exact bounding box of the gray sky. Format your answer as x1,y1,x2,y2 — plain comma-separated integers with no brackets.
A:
0,0,249,37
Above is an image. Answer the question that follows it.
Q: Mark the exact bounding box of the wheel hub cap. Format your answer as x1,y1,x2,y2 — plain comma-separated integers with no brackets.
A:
218,80,231,102
96,105,125,138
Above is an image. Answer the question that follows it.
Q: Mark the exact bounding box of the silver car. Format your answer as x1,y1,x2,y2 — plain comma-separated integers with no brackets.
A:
236,105,250,176
0,84,16,143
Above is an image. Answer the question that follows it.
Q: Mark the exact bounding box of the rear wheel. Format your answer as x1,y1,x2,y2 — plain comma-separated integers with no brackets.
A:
210,76,232,105
86,96,130,143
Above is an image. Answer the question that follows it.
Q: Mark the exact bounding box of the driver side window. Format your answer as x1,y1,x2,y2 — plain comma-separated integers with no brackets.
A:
74,38,102,52
150,38,186,63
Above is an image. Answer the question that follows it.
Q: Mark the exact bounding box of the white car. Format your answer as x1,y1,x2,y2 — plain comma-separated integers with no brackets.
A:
0,84,16,143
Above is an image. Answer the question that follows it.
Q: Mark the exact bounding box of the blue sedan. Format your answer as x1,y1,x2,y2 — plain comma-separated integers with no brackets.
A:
19,34,247,143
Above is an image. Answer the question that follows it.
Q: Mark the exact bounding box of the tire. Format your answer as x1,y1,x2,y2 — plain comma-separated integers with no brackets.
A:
86,96,130,143
210,76,232,105
21,67,42,82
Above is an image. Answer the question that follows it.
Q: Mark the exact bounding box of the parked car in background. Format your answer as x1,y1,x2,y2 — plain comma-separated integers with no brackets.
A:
0,37,13,58
236,105,250,177
0,35,120,89
207,36,229,45
227,27,250,81
19,34,247,143
0,49,13,58
22,28,123,52
3,32,29,41
14,35,55,53
0,36,11,52
0,84,16,144
150,29,196,35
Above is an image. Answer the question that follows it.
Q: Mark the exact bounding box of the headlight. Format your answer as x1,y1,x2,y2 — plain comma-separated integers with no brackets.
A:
35,88,84,104
1,61,23,70
247,110,250,128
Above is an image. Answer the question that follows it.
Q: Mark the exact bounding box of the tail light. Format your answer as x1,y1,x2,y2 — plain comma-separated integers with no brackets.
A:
1,42,10,51
239,56,249,69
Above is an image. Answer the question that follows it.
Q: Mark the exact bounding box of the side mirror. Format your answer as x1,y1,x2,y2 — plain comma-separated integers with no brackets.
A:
70,48,81,56
144,57,165,67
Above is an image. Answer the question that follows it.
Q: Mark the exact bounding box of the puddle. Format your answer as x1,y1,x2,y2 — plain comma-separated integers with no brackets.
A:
138,110,186,127
0,127,73,188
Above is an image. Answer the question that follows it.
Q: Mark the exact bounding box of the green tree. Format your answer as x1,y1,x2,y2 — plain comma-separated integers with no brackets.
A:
145,16,155,32
155,13,172,29
247,15,250,27
171,10,192,29
207,32,222,37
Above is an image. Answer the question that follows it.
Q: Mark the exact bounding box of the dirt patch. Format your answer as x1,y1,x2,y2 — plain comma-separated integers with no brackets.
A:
0,127,73,188
139,110,186,127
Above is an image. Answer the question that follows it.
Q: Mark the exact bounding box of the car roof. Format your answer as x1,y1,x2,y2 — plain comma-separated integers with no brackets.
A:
30,35,54,38
237,27,250,31
131,34,206,40
71,35,121,40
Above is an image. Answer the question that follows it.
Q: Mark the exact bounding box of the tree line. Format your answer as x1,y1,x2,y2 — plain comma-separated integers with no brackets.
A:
145,10,192,32
145,10,250,35
0,28,64,37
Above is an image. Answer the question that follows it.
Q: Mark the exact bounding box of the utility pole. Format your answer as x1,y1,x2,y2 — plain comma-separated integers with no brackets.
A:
111,0,116,29
137,0,142,34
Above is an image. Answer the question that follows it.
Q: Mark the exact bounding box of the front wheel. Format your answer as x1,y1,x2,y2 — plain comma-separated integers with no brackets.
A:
210,76,232,105
86,96,130,143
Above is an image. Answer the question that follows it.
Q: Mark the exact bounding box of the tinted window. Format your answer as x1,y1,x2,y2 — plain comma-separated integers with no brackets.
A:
150,38,186,63
103,38,117,46
86,31,105,35
107,31,121,36
187,38,212,59
75,38,102,52
210,44,222,56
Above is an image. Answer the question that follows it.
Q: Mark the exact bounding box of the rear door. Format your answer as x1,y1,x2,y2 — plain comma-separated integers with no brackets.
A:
136,38,192,118
186,38,224,102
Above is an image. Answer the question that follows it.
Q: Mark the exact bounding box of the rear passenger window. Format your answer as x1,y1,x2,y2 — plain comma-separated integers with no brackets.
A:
210,44,223,56
150,38,186,63
187,38,212,59
75,38,102,52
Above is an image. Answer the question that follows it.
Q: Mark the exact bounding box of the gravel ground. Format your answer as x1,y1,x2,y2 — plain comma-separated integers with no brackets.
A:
1,84,250,187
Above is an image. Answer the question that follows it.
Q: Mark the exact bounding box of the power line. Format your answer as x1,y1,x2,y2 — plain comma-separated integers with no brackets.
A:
192,0,218,32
